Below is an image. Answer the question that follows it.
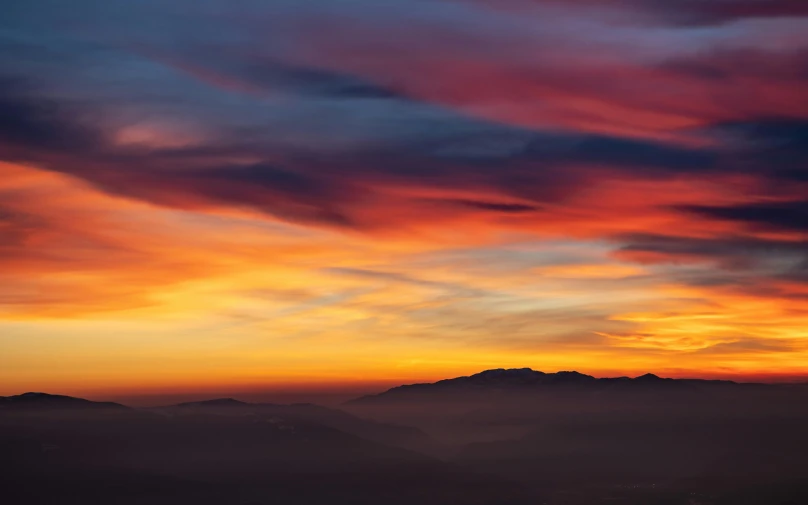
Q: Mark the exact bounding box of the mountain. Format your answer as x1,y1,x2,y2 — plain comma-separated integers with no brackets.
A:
152,398,442,456
348,368,744,404
338,368,808,503
173,397,248,408
343,368,808,448
454,413,808,502
0,392,533,505
3,384,808,504
0,392,128,412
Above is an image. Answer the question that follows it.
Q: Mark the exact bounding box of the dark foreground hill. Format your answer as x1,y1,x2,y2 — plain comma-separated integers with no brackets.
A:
3,371,808,505
343,368,808,504
150,397,442,455
0,392,531,505
348,368,759,405
345,368,808,440
0,392,128,411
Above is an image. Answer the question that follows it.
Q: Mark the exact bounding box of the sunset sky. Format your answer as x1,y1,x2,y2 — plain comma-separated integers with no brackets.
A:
1,0,807,402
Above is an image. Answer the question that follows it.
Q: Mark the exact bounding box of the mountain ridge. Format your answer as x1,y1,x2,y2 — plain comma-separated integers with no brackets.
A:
0,367,779,412
346,367,747,404
0,392,128,411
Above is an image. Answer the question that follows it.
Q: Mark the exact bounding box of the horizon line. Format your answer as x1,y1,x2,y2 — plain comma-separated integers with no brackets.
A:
5,368,808,408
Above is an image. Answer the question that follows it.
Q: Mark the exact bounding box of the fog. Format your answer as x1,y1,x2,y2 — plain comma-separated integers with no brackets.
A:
3,370,808,504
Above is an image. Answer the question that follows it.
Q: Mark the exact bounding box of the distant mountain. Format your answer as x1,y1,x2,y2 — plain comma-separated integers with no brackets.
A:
3,386,808,504
0,392,128,412
0,392,436,470
153,398,441,455
173,397,249,408
0,393,529,505
348,368,743,404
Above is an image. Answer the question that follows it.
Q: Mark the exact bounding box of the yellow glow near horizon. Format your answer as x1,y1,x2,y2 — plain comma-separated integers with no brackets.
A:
1,161,807,399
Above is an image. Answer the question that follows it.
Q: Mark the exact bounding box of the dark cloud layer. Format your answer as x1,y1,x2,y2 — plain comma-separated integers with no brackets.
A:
616,233,808,273
681,200,808,233
0,70,804,248
595,0,807,26
0,0,807,383
449,199,540,214
652,0,808,26
0,79,97,153
475,0,808,26
0,0,806,272
0,68,726,230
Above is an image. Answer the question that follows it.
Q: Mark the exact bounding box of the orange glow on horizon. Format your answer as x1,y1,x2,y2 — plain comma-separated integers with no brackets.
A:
2,3,807,400
1,160,807,398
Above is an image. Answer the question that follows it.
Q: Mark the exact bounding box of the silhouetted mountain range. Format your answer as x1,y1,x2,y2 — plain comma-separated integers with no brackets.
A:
173,397,248,408
0,391,526,505
348,368,751,404
3,371,808,504
150,397,440,455
0,392,128,411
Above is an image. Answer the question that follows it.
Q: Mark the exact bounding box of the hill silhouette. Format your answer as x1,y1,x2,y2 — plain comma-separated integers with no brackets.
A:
348,368,745,405
0,391,530,505
3,372,808,504
151,397,441,455
0,392,128,411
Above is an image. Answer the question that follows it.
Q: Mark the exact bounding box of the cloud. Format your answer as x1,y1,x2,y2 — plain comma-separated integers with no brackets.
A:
0,0,807,383
161,56,406,100
679,200,808,233
483,0,808,26
0,67,726,234
656,0,808,26
689,337,806,355
0,78,98,154
444,199,540,214
325,267,480,292
615,233,808,268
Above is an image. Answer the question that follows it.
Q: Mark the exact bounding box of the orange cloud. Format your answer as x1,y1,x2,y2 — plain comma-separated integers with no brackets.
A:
1,0,807,395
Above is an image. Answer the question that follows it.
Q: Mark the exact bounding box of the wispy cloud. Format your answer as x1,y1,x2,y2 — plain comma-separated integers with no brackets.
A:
1,0,807,393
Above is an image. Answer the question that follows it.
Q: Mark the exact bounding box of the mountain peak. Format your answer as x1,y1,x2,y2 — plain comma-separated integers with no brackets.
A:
348,367,755,405
635,373,662,381
544,370,597,383
472,368,544,378
466,368,547,386
0,392,126,411
556,371,591,377
175,398,249,408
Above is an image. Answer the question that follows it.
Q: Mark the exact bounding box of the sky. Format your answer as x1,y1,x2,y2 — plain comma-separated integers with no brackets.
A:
1,0,807,401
